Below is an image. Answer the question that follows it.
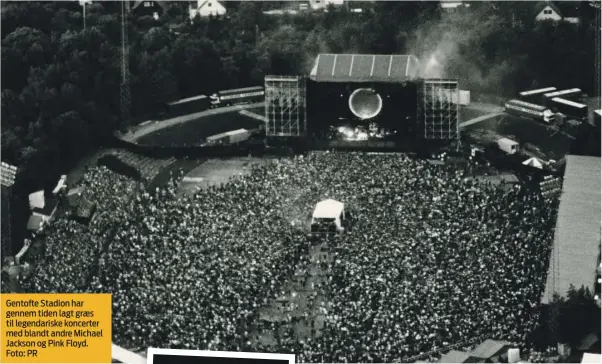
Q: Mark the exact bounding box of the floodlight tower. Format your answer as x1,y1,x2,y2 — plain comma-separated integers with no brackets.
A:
1,162,18,260
120,0,131,126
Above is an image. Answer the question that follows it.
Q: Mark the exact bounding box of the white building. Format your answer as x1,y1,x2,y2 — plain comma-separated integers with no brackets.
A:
440,1,467,11
535,1,580,24
309,0,344,11
189,0,226,20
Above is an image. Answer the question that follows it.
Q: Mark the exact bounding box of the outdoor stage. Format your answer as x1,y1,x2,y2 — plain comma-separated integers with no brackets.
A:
265,53,462,150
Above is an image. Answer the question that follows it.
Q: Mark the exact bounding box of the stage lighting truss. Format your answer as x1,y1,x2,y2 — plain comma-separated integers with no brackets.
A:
265,76,307,137
418,79,460,140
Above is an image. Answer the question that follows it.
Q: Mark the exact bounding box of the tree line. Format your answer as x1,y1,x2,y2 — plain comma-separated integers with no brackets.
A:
1,1,599,187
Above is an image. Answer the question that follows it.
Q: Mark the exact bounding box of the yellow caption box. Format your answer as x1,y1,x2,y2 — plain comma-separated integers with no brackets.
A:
1,293,112,363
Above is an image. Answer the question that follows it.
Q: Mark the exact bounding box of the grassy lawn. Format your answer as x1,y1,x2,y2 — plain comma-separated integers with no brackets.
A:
459,107,490,123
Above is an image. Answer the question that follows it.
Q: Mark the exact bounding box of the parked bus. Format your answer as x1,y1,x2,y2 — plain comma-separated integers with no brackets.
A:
550,97,588,120
504,99,554,123
210,86,265,107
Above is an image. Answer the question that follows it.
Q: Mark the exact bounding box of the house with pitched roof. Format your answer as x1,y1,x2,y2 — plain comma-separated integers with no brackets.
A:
131,1,165,20
440,1,470,11
535,1,581,24
189,0,226,20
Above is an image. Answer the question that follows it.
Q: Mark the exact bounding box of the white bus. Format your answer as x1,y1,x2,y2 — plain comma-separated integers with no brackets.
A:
504,99,554,123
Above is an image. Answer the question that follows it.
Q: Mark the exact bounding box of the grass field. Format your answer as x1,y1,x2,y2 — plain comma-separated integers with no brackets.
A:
178,157,274,195
137,111,263,146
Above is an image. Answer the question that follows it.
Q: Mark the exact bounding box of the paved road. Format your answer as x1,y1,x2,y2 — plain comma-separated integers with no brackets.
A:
240,109,267,122
467,102,503,114
118,101,505,142
118,102,264,142
459,112,505,129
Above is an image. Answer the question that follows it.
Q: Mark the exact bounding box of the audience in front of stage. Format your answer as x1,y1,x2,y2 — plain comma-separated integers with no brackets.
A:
20,153,557,362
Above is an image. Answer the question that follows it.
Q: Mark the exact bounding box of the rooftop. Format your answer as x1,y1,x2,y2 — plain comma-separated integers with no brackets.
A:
309,54,420,83
543,155,601,303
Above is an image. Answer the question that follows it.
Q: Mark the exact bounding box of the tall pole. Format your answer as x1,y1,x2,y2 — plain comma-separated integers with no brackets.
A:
79,0,89,30
1,162,18,259
120,1,131,126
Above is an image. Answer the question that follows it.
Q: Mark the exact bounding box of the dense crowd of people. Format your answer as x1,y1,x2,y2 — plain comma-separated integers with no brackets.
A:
22,167,139,293
19,153,558,362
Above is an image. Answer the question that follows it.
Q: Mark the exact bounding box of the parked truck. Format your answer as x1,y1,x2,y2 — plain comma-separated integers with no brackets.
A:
550,98,588,120
504,99,554,123
203,129,251,146
496,137,519,155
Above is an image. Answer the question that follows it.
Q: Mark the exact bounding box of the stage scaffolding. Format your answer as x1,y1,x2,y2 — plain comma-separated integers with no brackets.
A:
265,76,307,137
418,79,460,140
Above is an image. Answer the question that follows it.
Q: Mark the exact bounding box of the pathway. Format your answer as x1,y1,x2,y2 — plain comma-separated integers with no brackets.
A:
459,112,504,129
250,238,336,349
118,102,264,142
239,109,267,122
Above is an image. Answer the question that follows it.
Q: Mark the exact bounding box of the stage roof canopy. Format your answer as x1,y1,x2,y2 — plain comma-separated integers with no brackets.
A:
309,54,420,83
543,155,601,303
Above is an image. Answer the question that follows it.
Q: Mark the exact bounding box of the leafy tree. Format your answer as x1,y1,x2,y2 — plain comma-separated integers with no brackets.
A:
171,35,222,96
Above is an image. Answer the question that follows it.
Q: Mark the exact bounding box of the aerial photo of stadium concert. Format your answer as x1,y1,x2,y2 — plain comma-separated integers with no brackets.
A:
1,1,600,363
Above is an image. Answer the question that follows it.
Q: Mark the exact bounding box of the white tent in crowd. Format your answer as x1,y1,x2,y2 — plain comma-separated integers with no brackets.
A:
522,157,544,169
312,199,345,219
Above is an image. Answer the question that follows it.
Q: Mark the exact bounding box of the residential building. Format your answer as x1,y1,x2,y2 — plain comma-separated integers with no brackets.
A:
440,1,469,11
189,0,226,19
310,0,344,11
131,1,165,20
535,1,581,24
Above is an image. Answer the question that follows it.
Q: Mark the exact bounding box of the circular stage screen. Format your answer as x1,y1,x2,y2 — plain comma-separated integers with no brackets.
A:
348,88,383,120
